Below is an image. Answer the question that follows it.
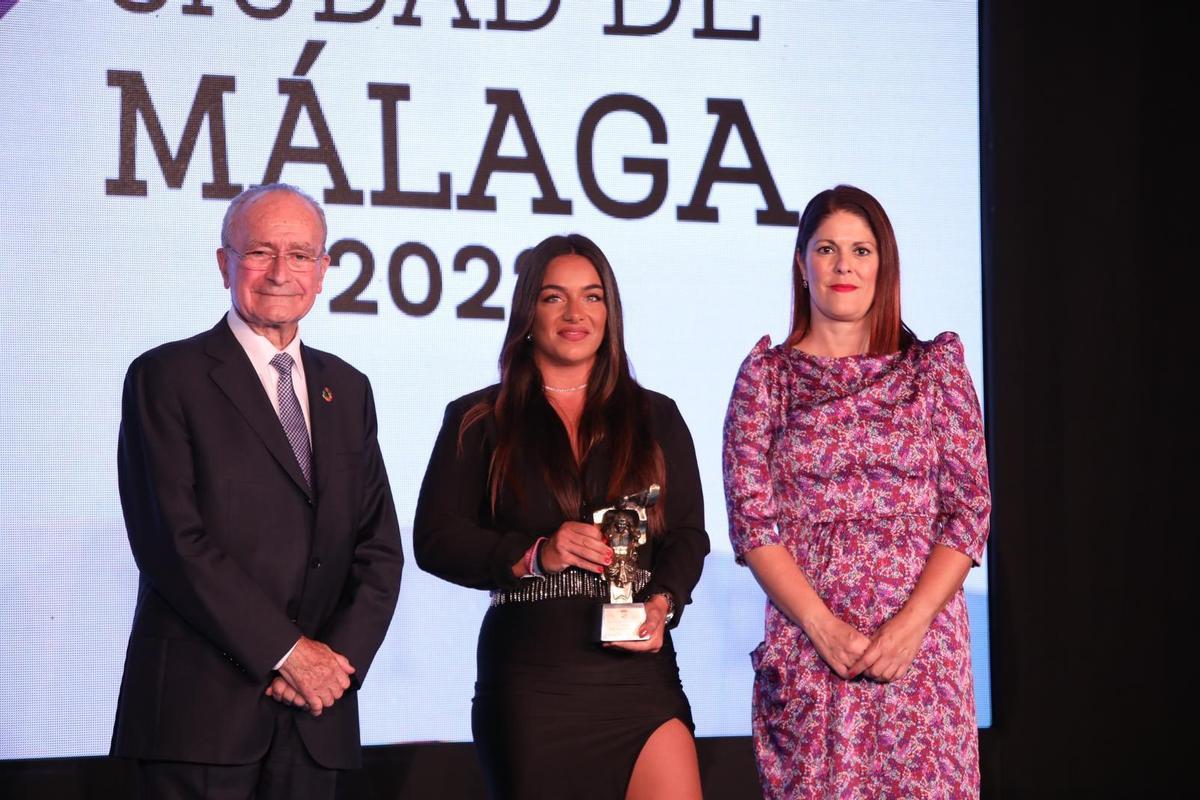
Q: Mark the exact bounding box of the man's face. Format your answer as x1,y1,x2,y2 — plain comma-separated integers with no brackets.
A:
217,191,329,339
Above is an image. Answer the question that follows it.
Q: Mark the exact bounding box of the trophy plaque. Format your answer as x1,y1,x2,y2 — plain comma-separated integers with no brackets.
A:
593,484,660,642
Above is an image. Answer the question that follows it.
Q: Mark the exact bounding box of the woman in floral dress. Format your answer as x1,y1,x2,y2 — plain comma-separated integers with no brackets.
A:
723,185,991,799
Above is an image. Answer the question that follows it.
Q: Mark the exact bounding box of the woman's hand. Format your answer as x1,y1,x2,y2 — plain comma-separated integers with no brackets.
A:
805,612,872,679
845,545,970,682
847,609,931,683
539,521,611,574
743,545,868,679
605,594,669,653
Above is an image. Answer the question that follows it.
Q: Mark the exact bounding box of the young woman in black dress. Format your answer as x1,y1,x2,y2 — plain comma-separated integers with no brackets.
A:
414,234,708,800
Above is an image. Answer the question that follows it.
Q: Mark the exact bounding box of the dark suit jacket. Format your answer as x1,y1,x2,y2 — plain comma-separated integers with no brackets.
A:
111,318,403,769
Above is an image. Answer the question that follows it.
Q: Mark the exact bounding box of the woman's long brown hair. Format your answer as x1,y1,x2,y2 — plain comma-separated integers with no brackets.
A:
785,184,915,354
460,234,665,532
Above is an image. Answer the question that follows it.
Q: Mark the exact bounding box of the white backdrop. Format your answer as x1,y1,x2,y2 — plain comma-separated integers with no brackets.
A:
0,0,987,759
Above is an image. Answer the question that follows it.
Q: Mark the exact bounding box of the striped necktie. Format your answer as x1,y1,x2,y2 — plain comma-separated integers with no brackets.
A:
269,352,312,487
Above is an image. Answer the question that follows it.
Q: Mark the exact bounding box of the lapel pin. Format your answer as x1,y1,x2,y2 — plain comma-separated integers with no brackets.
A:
322,387,334,403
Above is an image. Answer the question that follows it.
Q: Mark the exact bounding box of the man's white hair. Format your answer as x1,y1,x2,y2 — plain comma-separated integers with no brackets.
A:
220,183,327,249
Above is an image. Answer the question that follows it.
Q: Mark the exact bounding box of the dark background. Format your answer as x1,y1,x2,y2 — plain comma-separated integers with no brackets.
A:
977,1,1167,797
0,1,1161,797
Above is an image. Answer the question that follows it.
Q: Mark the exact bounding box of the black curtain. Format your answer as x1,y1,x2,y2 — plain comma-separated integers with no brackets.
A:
980,1,1165,796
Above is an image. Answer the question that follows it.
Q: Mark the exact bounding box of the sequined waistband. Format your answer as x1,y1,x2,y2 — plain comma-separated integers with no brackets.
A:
489,567,652,607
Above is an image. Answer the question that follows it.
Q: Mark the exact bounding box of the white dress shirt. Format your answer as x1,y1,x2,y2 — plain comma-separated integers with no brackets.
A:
225,308,312,442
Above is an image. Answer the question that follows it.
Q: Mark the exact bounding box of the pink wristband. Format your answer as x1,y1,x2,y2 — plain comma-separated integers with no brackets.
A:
525,537,548,578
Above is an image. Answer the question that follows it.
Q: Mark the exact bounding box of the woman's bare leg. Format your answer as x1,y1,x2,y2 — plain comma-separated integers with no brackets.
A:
626,718,702,800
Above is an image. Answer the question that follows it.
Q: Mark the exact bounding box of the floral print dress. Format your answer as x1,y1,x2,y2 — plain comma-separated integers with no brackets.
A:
723,333,990,800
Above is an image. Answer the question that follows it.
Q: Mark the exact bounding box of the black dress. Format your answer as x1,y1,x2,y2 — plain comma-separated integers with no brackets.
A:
414,386,709,800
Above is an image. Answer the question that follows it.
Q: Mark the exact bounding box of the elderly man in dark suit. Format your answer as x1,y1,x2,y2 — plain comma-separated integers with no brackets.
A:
112,183,404,799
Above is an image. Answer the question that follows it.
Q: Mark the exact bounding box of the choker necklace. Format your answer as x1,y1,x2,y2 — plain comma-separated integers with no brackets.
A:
543,383,588,393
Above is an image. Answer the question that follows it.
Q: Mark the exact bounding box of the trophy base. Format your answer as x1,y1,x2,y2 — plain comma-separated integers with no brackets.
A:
597,602,648,642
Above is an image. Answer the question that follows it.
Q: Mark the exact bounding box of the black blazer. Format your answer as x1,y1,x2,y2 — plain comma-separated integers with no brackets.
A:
111,318,403,769
413,386,708,624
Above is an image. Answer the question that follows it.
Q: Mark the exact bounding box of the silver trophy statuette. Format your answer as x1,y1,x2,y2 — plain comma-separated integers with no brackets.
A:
593,484,660,642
